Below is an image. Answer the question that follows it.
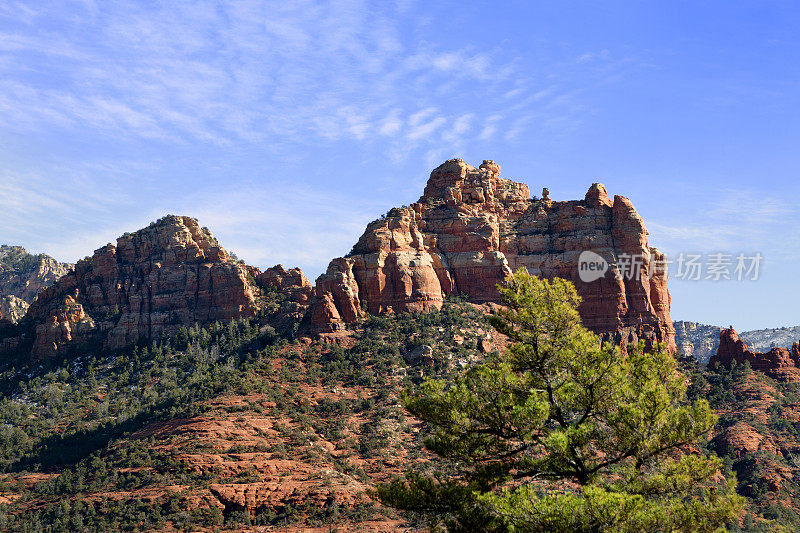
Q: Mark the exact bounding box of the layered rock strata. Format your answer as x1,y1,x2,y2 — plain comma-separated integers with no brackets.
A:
312,159,675,353
674,321,722,364
13,216,261,358
1,217,310,359
709,327,800,382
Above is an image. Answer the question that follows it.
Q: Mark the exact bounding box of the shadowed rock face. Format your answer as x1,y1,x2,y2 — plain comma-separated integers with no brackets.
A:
0,245,73,323
15,216,263,358
311,159,675,354
709,327,800,383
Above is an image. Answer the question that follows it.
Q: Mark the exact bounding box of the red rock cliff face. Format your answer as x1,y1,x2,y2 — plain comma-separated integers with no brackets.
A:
17,216,264,359
709,327,800,382
312,159,675,353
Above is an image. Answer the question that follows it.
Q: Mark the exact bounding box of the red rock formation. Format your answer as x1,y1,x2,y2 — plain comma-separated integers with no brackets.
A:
311,159,675,354
13,216,265,358
709,327,800,382
255,264,314,332
256,265,313,306
0,217,315,359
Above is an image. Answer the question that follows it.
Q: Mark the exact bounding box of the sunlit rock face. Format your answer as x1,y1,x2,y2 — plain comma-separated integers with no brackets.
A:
311,159,675,354
710,327,800,383
11,216,262,358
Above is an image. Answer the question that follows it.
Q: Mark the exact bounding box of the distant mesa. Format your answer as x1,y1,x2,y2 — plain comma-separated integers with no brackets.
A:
0,245,73,324
674,321,722,364
675,320,800,364
311,158,675,354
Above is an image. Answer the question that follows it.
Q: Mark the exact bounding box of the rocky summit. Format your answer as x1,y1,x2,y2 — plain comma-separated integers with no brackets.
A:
312,158,675,353
0,245,73,324
709,327,800,382
0,161,677,360
675,320,800,364
1,216,309,359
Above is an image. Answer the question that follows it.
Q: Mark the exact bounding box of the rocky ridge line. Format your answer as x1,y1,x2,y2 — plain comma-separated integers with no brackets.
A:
675,321,800,364
311,158,675,353
2,160,678,359
709,327,800,382
674,321,722,364
1,216,311,359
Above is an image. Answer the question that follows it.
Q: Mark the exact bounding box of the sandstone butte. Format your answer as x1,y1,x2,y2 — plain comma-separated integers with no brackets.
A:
709,326,800,382
0,216,311,359
1,159,676,358
311,158,675,354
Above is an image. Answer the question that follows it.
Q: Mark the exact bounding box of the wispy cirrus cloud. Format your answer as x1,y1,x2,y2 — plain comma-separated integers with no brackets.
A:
179,184,386,279
0,160,383,279
0,161,159,260
648,188,798,259
0,0,612,152
0,0,633,277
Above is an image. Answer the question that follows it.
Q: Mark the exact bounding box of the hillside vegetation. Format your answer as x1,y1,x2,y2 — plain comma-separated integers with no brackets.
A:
0,297,496,531
0,293,794,531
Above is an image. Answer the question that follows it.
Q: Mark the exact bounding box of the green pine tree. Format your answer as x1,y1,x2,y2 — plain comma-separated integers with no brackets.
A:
378,269,743,532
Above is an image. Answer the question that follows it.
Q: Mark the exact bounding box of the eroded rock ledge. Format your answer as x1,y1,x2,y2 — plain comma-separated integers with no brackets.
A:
1,159,677,358
709,327,800,382
3,216,311,359
311,158,675,353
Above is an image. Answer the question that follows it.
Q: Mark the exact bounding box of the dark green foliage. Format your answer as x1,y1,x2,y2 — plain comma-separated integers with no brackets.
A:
0,495,223,532
0,246,48,275
379,270,742,532
0,319,276,471
680,352,800,531
0,294,491,531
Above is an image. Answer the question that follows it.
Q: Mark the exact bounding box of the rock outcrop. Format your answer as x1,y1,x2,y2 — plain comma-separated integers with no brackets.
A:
255,264,314,332
0,245,73,323
311,159,675,353
738,325,800,353
256,265,313,306
672,320,800,364
0,216,313,360
709,327,800,382
674,321,722,364
12,216,262,358
0,296,29,324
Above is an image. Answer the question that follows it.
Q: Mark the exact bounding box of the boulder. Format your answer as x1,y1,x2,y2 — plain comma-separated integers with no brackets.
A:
404,345,434,366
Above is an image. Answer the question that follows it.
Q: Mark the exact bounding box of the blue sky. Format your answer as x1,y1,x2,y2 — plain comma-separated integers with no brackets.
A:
1,1,798,330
